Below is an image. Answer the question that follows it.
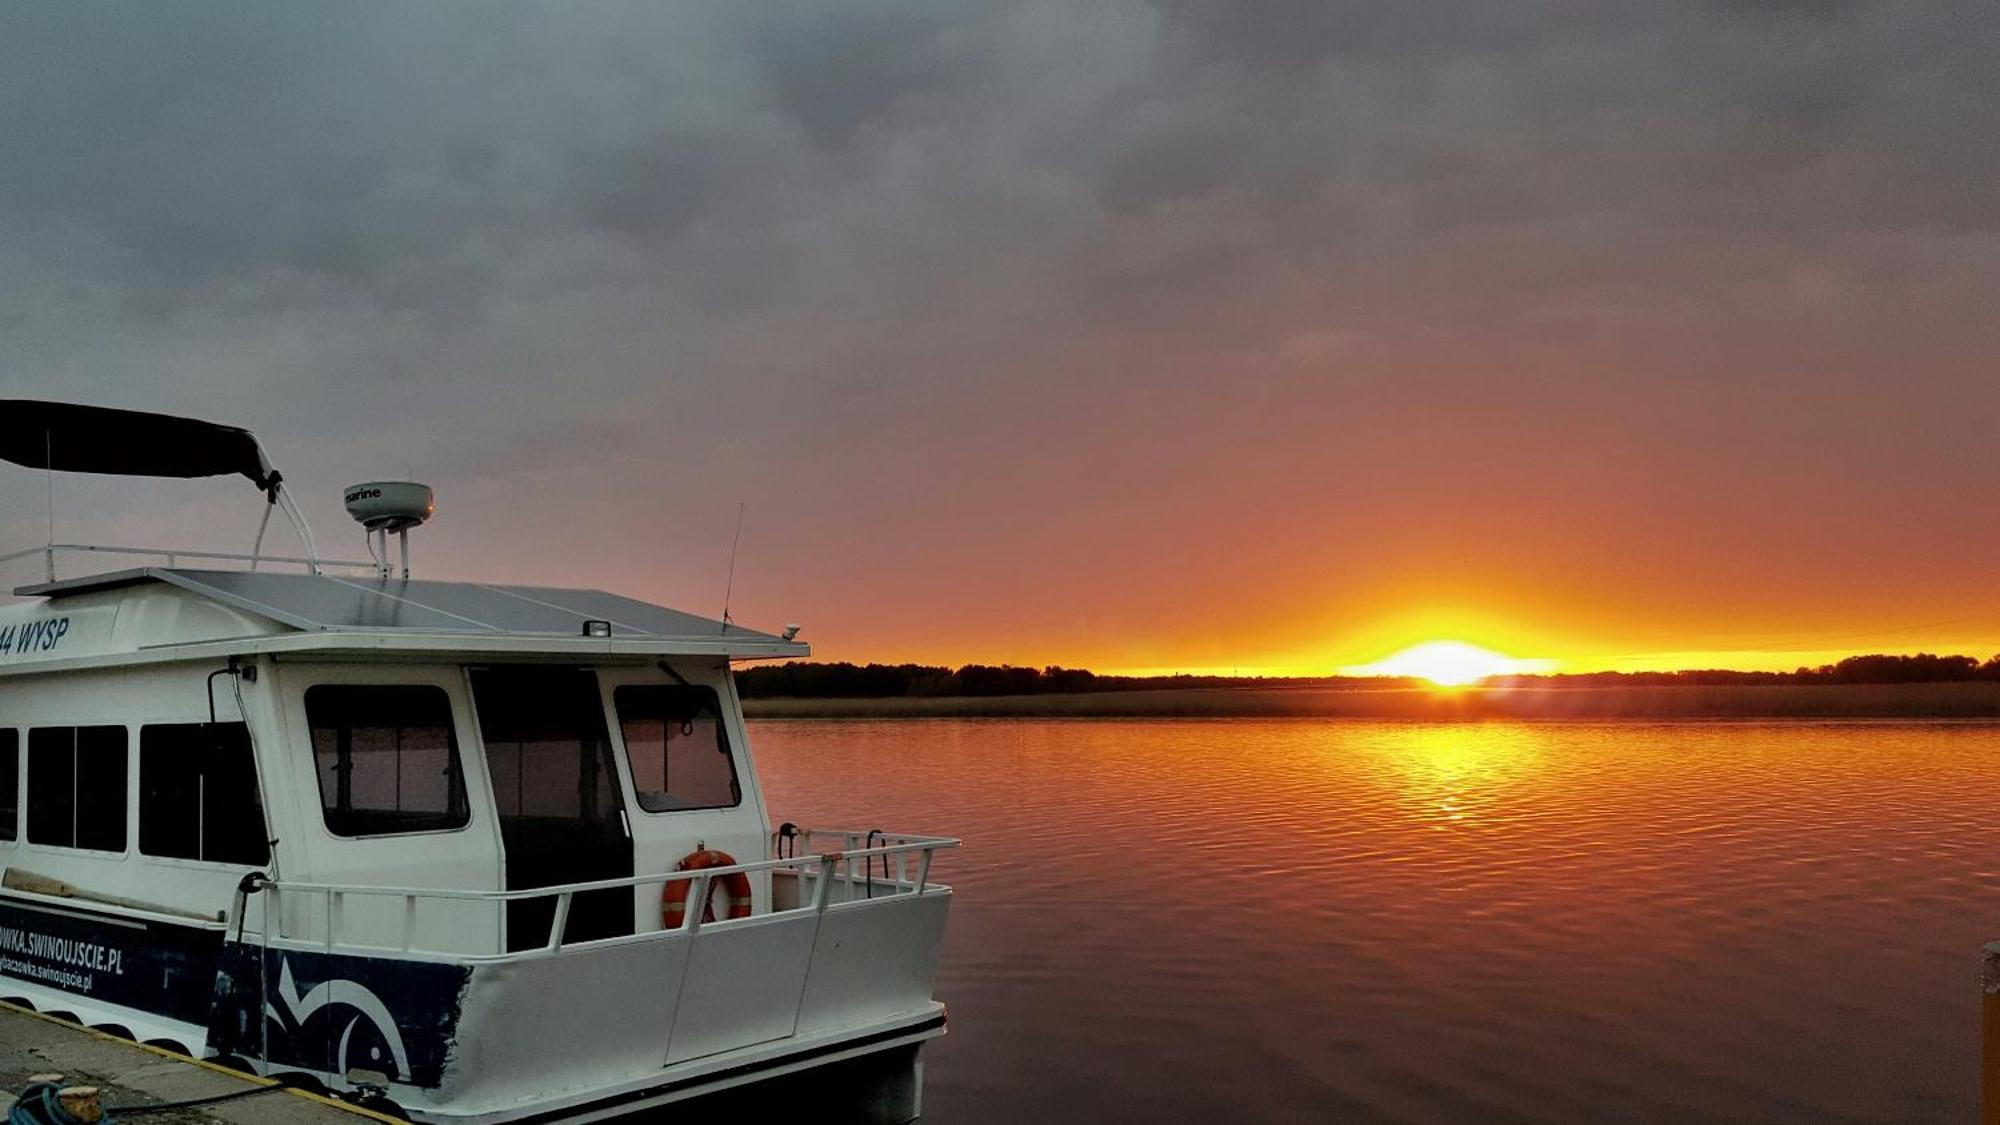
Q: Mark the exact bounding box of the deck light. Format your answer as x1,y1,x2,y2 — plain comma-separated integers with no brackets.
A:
581,619,612,638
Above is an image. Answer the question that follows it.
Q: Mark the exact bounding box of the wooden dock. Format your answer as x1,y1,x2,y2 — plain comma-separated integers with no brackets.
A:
0,1001,398,1123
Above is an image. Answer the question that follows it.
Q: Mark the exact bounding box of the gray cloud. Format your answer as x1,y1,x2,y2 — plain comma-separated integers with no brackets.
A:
0,1,1994,662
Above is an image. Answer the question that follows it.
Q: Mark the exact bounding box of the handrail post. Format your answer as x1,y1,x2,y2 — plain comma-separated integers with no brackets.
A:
915,848,933,895
326,890,340,952
662,874,684,931
685,874,713,935
814,855,837,913
546,893,573,952
401,894,417,952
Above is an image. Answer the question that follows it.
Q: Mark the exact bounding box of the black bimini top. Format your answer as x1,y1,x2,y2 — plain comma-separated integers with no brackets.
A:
0,400,278,496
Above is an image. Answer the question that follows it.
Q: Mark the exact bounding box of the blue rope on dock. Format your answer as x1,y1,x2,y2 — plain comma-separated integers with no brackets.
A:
7,1083,100,1125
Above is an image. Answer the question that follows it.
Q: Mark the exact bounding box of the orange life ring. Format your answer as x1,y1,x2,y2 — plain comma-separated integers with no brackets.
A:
662,849,753,928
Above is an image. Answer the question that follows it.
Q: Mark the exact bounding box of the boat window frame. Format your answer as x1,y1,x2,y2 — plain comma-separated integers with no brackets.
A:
303,681,475,841
595,663,758,824
609,682,744,814
136,721,272,868
23,723,130,857
468,665,630,826
0,729,18,847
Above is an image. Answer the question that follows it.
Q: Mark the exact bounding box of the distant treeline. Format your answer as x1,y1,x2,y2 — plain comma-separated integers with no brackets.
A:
1515,652,2000,687
735,653,2000,698
733,662,1350,698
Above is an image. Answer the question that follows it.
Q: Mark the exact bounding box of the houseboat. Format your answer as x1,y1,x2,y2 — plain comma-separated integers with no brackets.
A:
0,400,956,1122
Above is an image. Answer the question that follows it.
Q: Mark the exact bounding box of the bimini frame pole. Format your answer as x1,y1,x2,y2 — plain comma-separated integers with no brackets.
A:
249,439,322,575
274,484,321,574
249,497,277,572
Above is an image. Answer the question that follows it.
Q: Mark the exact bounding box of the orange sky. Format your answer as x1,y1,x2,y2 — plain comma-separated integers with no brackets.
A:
6,337,1998,680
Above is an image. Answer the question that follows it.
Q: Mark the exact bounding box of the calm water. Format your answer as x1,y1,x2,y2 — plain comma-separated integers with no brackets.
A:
751,719,2000,1124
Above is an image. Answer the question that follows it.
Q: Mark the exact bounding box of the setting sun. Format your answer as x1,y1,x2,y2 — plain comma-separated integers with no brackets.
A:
1344,640,1552,687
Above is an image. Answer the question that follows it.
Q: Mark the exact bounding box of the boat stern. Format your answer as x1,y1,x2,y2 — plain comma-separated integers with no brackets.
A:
216,831,956,1123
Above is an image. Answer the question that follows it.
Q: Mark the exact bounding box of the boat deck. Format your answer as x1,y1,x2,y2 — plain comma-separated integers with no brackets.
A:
0,1002,396,1123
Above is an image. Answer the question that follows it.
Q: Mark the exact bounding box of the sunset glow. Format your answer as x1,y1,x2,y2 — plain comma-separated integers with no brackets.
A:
1345,641,1554,687
2,7,1995,683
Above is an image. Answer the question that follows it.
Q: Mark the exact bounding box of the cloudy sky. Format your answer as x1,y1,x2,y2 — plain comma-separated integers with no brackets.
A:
1,3,1994,672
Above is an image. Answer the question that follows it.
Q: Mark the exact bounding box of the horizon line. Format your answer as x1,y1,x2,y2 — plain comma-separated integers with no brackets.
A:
758,649,2000,681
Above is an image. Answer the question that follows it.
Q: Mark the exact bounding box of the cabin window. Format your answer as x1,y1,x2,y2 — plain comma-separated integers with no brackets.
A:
27,726,127,852
306,686,469,837
139,724,270,865
0,731,17,843
614,685,741,812
473,669,625,824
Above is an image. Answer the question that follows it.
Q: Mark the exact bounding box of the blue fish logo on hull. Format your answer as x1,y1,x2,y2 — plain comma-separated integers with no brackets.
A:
210,944,469,1089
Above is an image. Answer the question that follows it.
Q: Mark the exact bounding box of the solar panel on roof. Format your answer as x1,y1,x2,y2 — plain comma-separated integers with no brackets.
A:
155,570,773,640
16,567,786,645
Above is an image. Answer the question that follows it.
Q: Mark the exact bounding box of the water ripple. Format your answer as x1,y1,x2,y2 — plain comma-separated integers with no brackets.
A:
752,719,1999,1123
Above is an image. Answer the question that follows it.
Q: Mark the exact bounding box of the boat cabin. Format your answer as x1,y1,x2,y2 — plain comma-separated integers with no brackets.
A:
0,401,955,1123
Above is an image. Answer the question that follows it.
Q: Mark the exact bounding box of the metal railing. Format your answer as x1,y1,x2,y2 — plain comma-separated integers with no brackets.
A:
780,828,951,899
232,830,958,961
0,543,377,580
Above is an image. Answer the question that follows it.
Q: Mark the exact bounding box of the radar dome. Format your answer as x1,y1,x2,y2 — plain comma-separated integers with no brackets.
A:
344,481,434,532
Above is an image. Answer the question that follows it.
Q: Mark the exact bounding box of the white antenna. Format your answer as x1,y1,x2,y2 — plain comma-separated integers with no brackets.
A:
720,502,745,633
43,430,53,581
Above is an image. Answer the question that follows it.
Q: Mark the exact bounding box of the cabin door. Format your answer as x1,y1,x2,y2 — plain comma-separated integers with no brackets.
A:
470,667,634,952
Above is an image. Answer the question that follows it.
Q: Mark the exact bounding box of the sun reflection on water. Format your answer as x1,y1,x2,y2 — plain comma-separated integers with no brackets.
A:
1371,724,1549,829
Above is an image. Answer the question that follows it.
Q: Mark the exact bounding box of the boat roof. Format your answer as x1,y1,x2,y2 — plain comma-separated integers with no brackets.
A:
0,567,808,673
